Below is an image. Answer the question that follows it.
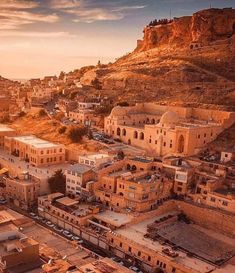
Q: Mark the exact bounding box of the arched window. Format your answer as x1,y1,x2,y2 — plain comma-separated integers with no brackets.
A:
122,128,126,136
151,119,155,124
128,139,131,145
127,164,131,170
139,132,144,140
146,118,150,124
117,127,121,136
178,135,185,153
132,165,137,171
134,131,138,139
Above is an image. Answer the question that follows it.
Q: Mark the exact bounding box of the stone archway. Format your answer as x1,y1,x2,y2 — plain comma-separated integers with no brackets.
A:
178,135,185,153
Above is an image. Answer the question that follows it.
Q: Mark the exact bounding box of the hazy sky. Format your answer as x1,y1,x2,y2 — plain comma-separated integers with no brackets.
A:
0,0,234,79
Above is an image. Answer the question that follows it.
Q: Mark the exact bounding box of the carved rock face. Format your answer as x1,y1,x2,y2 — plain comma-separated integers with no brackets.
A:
191,9,235,44
137,8,235,51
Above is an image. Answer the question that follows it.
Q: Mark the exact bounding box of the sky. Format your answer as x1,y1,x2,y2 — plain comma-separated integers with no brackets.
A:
0,0,234,79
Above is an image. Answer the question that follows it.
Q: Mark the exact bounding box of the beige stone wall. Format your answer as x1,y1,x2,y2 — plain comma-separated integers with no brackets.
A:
105,104,234,157
175,200,235,236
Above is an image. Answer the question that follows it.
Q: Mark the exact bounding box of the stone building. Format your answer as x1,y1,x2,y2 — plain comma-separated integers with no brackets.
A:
4,135,65,167
0,124,16,148
65,164,96,197
95,158,173,212
105,103,235,157
5,174,40,211
0,227,39,272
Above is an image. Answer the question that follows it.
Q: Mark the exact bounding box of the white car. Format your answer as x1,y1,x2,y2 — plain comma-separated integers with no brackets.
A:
46,221,55,228
0,199,7,205
29,212,37,218
63,230,73,238
129,266,143,273
72,236,83,244
53,226,63,233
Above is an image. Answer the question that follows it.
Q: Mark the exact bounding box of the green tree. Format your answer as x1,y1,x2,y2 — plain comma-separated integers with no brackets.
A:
68,126,88,143
48,169,66,194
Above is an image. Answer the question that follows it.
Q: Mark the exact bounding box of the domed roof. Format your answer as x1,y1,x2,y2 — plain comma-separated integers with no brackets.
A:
110,106,126,116
159,111,179,126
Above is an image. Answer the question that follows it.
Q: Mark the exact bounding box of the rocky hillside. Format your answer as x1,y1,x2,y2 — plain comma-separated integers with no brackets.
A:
81,8,235,109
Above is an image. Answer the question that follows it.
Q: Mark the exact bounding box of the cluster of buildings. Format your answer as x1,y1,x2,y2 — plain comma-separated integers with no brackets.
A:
0,103,234,273
105,103,235,157
56,99,102,127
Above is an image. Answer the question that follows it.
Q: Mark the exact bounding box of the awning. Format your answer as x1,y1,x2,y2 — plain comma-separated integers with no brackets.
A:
0,168,8,175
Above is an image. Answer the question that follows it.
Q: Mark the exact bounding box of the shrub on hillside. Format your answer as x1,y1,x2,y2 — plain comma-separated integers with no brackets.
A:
68,126,87,143
117,101,129,107
58,126,67,134
38,109,47,117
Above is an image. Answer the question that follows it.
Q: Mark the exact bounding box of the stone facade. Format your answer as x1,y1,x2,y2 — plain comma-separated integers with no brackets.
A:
105,103,235,157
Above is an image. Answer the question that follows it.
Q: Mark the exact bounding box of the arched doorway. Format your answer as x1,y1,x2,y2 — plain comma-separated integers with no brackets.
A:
128,139,131,145
178,135,185,153
139,132,144,140
117,127,121,136
133,131,138,139
122,128,126,136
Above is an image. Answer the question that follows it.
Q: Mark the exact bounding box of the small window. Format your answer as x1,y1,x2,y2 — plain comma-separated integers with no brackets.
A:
222,201,228,206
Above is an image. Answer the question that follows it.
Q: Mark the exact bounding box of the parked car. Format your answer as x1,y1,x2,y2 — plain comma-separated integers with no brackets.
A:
53,226,63,233
46,221,55,228
29,212,37,218
0,198,7,205
63,230,73,238
41,218,47,224
129,266,143,273
72,236,83,244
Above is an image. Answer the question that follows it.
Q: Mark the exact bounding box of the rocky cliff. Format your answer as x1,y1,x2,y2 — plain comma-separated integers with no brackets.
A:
79,8,235,108
136,8,235,51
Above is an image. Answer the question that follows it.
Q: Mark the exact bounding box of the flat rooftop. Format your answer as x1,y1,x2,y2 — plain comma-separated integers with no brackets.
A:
0,124,15,132
115,213,217,273
79,258,134,273
81,153,111,160
130,157,153,163
12,135,61,148
0,209,22,224
57,197,79,207
94,211,133,228
68,163,93,174
214,188,235,197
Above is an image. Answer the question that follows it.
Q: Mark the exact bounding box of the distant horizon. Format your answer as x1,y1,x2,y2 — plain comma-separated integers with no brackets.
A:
0,0,234,79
